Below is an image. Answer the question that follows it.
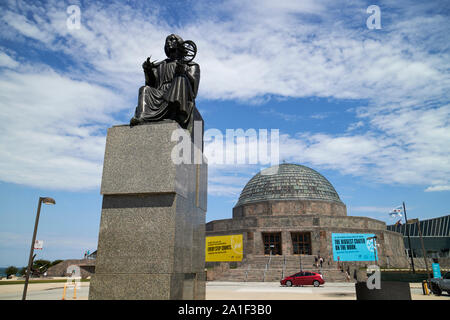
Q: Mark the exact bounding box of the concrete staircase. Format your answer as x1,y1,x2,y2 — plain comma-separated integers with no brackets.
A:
405,257,450,271
212,255,351,283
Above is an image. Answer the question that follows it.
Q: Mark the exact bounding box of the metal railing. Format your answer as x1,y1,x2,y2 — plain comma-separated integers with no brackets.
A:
244,265,250,282
263,250,273,282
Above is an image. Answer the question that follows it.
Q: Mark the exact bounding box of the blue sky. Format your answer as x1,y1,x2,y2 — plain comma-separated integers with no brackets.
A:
0,0,449,267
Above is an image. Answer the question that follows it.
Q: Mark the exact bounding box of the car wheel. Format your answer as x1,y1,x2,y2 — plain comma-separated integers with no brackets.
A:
433,286,442,296
286,280,292,287
313,280,320,287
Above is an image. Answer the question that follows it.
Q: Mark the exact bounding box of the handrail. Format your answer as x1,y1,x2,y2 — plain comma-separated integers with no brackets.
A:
299,254,303,271
245,265,250,282
263,251,272,282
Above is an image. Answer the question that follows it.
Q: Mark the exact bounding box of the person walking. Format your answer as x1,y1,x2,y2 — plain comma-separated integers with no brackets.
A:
319,256,324,268
345,271,350,282
345,267,351,282
314,256,318,267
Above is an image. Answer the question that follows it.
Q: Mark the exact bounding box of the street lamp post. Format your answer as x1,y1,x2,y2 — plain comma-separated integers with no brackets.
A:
403,202,415,273
22,197,55,300
407,218,431,287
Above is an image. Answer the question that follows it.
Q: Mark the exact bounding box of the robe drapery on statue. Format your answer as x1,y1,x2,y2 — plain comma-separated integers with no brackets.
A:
130,34,200,130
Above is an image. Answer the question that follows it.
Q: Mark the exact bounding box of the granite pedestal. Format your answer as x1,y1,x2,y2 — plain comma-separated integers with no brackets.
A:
89,121,207,300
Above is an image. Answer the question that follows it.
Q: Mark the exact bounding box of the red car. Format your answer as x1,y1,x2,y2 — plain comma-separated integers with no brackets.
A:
280,271,325,287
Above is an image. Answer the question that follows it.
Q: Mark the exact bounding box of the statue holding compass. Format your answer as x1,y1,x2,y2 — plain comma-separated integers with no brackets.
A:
130,34,200,130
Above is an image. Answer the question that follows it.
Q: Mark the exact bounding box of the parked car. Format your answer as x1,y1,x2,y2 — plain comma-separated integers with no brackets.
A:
430,272,450,296
280,271,325,287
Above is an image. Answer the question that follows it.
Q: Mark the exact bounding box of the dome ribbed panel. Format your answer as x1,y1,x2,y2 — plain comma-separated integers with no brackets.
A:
236,164,342,206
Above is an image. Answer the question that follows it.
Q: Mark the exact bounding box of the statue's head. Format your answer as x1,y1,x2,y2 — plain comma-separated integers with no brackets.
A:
164,34,185,59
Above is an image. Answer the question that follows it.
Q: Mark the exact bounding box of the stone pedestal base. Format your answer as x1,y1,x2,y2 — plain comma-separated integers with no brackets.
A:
89,121,207,300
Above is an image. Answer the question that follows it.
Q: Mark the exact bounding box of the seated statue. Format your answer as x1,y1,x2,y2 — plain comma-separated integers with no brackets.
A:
130,34,201,132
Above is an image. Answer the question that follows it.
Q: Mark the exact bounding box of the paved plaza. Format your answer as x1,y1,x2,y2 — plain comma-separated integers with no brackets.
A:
0,281,448,300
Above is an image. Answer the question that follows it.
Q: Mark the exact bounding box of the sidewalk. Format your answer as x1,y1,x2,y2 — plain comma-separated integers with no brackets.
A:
0,281,448,300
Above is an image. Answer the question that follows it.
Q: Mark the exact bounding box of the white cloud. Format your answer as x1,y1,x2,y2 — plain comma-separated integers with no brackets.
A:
350,206,393,214
208,184,242,198
0,66,127,190
0,0,448,194
260,109,303,122
3,0,447,103
0,231,97,250
347,121,364,131
204,104,450,194
425,185,450,192
1,9,54,43
0,51,19,68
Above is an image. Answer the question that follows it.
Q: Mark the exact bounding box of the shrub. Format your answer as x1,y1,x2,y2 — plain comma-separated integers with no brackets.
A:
5,266,18,277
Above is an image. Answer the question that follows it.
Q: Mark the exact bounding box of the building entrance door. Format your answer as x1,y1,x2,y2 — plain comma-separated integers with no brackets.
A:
263,232,282,255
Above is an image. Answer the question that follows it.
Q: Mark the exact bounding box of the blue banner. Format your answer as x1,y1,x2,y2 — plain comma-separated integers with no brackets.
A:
332,233,378,262
432,263,441,278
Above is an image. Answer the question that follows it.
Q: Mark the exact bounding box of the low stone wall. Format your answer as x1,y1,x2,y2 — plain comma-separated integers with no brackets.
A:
46,259,95,279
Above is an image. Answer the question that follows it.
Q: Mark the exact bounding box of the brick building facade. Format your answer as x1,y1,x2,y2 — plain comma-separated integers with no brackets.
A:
206,164,409,281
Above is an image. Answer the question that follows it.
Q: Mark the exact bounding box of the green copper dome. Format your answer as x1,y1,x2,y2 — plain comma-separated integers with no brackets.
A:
235,164,342,206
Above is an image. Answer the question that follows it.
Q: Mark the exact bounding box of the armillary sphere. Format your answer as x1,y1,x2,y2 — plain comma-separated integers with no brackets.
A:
181,40,197,63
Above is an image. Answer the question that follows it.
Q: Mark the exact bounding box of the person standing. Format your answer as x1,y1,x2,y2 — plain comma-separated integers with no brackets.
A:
319,256,324,268
345,270,350,282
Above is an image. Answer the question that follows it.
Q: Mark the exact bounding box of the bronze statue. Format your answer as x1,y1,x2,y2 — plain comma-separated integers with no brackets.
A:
130,34,200,131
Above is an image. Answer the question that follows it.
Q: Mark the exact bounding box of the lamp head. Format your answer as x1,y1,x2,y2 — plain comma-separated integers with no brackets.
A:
41,197,56,205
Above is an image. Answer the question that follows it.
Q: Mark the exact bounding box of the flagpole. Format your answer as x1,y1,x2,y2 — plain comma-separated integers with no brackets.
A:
403,201,415,274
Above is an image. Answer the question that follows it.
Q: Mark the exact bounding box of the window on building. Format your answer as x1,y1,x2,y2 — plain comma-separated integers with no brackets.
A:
291,232,312,255
263,232,282,255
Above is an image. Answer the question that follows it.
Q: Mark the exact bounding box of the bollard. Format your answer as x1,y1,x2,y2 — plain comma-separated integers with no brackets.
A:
62,282,78,300
422,280,429,295
62,283,67,300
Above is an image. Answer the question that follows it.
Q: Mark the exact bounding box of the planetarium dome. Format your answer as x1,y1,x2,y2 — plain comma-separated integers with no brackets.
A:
235,163,343,207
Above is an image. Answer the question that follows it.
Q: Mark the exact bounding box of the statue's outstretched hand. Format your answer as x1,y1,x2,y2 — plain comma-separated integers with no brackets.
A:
142,56,156,70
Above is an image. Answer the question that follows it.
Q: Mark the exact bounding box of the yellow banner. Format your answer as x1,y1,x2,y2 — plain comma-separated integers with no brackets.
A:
205,235,243,262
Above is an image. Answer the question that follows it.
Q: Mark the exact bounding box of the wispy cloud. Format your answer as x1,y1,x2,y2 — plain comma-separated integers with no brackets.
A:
349,206,392,214
0,231,97,250
0,63,126,190
0,0,448,195
310,112,333,120
260,108,303,122
425,185,450,192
